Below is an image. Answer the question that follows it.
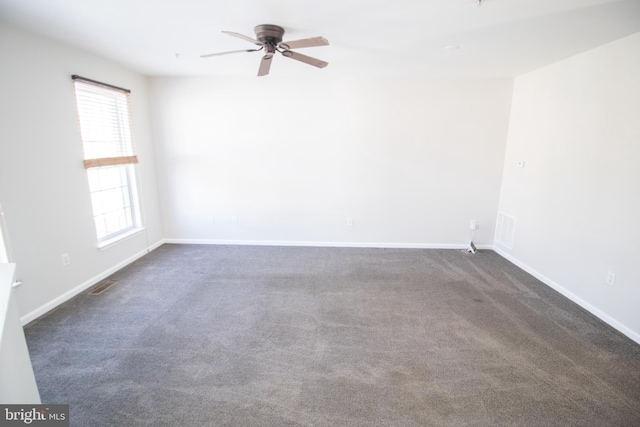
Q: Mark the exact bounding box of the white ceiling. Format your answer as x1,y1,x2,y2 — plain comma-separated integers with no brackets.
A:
1,0,639,78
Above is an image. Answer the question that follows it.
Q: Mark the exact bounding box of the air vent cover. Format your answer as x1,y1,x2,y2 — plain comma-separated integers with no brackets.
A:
89,279,117,295
495,212,516,249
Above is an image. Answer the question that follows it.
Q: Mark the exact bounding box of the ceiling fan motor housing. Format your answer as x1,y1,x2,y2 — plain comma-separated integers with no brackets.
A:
253,24,284,44
254,24,285,51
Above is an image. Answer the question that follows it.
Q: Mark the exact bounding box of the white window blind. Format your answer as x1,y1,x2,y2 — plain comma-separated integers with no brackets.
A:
72,76,138,168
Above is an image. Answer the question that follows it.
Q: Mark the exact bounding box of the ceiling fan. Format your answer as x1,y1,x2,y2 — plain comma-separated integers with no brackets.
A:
201,24,329,76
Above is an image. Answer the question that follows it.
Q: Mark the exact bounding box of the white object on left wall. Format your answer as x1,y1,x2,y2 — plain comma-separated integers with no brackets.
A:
0,202,13,264
0,264,41,403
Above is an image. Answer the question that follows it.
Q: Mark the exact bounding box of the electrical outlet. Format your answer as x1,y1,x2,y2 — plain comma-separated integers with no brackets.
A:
61,253,70,266
208,216,215,225
232,215,238,224
470,220,477,230
606,271,616,286
346,217,354,227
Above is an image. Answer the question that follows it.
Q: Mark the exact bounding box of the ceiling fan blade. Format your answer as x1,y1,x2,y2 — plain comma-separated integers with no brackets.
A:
258,54,273,77
281,50,328,69
222,30,263,46
279,37,329,50
201,48,261,58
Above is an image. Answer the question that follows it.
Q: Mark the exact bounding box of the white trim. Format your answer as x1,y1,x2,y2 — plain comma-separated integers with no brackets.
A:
148,239,166,251
163,238,494,250
20,239,165,326
492,246,640,345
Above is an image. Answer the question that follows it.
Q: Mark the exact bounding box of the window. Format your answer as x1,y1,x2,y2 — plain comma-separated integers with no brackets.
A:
72,75,142,245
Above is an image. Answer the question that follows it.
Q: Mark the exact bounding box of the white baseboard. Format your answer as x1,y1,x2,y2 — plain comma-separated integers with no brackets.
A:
163,238,493,250
20,239,165,326
492,246,640,345
147,239,166,252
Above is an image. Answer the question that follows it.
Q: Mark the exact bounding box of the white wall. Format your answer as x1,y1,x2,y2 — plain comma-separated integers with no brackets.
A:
0,24,163,321
149,76,513,247
496,33,640,341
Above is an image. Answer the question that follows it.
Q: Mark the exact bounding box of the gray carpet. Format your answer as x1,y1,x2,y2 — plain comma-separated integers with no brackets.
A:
25,244,640,426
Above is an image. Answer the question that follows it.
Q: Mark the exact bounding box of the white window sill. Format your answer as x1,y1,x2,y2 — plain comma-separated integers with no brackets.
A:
97,227,145,250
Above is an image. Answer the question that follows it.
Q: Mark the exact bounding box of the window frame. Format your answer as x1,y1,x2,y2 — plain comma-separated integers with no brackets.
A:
87,163,142,247
72,75,143,246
